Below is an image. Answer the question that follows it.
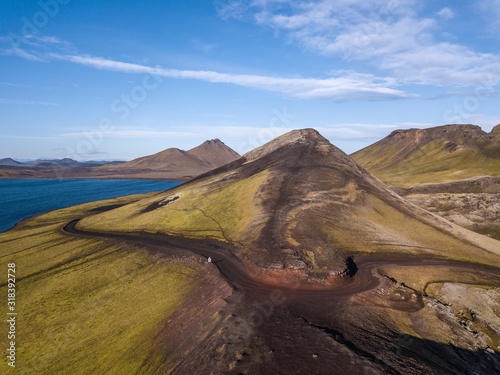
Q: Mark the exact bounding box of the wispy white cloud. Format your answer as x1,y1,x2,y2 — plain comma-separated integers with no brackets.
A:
7,34,73,49
57,129,201,139
436,7,454,21
1,82,35,88
191,39,216,53
3,46,43,61
0,32,410,102
214,0,249,20
46,52,410,101
0,134,61,140
0,98,58,106
1,34,74,61
218,0,500,87
476,0,500,35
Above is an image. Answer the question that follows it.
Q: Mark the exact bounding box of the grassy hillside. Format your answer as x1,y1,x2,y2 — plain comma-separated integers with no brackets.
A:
352,124,500,188
0,195,201,374
79,129,500,274
79,169,271,246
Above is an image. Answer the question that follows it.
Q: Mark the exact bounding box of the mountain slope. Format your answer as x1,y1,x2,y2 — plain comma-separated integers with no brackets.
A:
351,124,500,188
119,148,203,169
187,138,241,168
95,139,240,180
79,129,500,277
0,158,24,166
28,158,82,167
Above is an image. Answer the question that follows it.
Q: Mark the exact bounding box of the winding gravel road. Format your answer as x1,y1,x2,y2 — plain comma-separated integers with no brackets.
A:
63,219,500,305
62,218,500,374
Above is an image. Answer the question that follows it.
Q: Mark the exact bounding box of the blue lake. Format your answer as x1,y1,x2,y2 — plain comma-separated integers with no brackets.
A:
0,179,182,233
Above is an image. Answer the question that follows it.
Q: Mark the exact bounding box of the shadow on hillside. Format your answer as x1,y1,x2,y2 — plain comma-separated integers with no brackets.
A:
353,332,500,374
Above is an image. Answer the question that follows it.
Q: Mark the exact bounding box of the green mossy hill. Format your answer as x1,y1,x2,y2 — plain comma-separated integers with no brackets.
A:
79,129,500,273
0,196,200,375
351,124,500,188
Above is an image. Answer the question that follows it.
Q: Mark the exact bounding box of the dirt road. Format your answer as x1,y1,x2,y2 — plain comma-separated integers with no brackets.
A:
62,219,500,374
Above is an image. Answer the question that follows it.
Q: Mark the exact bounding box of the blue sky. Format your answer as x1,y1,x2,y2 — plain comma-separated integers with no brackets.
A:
1,0,499,160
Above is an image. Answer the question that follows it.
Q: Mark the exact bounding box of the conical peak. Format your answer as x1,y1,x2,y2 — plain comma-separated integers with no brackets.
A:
289,128,323,139
201,138,222,145
243,128,334,162
191,139,223,150
273,128,326,144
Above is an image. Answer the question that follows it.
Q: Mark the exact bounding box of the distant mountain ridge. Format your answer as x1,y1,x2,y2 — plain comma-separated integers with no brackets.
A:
118,139,239,170
351,124,500,187
0,158,24,167
95,139,240,180
0,139,240,181
0,158,113,168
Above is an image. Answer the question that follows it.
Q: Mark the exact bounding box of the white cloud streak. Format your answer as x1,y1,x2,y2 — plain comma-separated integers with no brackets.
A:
57,129,201,139
437,7,454,21
51,53,409,101
0,98,58,106
0,134,61,140
1,31,410,102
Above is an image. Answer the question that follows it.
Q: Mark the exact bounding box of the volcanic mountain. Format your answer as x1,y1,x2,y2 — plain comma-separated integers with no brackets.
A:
120,139,239,169
90,138,240,180
351,124,500,188
79,129,500,279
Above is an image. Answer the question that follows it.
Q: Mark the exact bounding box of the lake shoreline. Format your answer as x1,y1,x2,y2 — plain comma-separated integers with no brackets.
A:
0,178,182,233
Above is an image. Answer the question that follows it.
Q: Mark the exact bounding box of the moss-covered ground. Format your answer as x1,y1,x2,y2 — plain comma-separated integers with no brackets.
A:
0,194,200,374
